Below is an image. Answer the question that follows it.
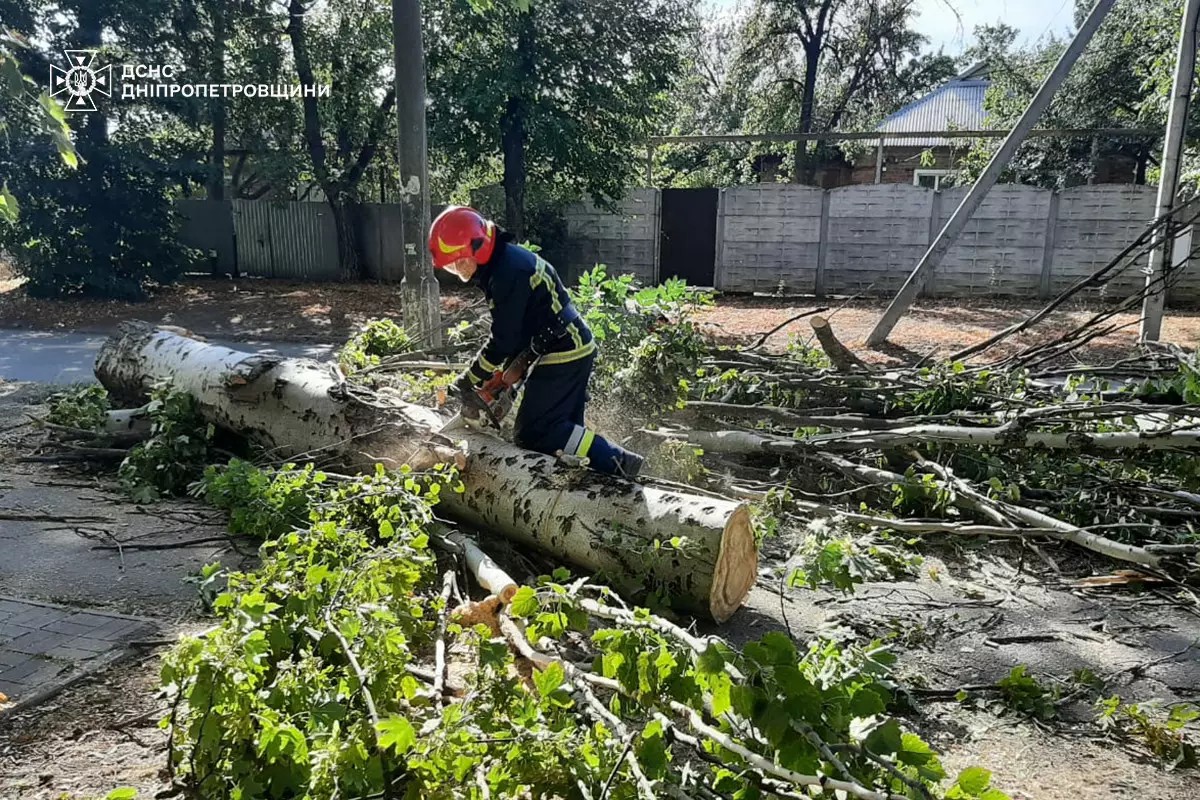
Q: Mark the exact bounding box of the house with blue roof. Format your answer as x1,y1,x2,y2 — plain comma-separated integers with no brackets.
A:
849,62,1139,188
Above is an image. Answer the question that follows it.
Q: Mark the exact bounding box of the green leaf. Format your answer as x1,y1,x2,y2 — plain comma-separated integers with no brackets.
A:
697,644,725,675
759,631,798,665
106,790,138,800
376,716,416,754
710,671,733,718
0,56,24,97
863,718,904,757
636,719,669,777
533,661,565,697
898,732,946,781
509,586,538,617
38,92,67,124
0,183,19,224
954,766,993,795
849,685,887,717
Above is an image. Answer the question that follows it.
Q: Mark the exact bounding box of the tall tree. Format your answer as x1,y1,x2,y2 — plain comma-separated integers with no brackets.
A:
426,0,690,238
735,0,956,184
0,0,198,298
283,0,398,279
963,0,1193,189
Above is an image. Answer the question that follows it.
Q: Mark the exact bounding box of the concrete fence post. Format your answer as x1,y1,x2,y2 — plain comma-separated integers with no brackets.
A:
924,189,943,299
714,188,728,291
1039,191,1061,300
815,189,832,298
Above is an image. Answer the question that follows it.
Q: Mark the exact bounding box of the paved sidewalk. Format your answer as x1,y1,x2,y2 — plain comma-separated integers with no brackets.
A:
0,597,155,713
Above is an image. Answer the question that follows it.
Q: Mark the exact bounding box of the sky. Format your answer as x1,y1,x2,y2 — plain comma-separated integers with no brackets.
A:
912,0,1078,55
712,0,1080,56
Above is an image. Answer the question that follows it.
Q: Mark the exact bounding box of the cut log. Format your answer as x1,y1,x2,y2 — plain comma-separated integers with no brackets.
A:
95,322,757,622
810,316,867,372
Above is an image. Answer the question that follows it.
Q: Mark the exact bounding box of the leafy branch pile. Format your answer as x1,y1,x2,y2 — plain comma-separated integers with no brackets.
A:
640,201,1200,588
161,459,1000,800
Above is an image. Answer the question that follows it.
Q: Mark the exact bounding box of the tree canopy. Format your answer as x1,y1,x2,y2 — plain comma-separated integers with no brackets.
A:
426,0,691,237
962,0,1196,190
656,0,958,187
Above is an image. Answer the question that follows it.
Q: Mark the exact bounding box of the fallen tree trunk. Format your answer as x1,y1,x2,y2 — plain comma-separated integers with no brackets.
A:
95,323,757,621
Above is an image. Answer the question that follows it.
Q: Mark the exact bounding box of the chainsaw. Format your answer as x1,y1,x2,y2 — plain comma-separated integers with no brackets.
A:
439,348,538,435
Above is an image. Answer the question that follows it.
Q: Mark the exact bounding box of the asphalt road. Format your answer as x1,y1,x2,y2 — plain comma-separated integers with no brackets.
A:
0,329,335,384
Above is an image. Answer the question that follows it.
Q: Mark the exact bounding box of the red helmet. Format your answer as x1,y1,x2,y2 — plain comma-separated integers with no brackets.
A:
428,206,496,269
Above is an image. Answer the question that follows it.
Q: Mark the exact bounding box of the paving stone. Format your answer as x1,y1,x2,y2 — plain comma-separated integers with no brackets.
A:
0,648,26,668
0,597,156,715
6,630,64,655
42,619,104,637
0,657,45,684
44,645,100,661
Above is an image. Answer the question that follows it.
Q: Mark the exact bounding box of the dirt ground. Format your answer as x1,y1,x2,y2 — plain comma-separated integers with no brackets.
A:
3,270,1200,365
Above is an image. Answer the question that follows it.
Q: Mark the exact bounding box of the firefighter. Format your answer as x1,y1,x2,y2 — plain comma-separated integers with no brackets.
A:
428,205,645,479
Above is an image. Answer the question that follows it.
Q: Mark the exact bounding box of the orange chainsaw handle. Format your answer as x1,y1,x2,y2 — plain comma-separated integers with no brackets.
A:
475,348,537,407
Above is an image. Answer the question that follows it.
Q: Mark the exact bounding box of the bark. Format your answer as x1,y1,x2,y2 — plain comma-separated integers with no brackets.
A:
328,195,367,281
793,43,820,185
94,323,757,621
810,316,867,372
651,419,1200,455
500,11,536,238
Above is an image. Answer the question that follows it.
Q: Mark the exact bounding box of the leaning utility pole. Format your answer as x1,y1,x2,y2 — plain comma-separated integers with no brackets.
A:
866,0,1117,347
1139,0,1200,342
393,0,443,349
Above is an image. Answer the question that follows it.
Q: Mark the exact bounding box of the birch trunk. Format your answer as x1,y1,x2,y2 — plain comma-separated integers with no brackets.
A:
651,423,1200,454
95,323,757,622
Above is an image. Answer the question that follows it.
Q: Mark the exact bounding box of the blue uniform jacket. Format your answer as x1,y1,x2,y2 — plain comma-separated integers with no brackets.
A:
466,238,595,387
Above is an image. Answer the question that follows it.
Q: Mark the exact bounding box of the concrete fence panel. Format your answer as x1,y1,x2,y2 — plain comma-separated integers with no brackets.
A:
177,186,1194,305
824,185,936,295
563,189,659,285
716,184,824,293
1050,185,1158,300
932,185,1052,298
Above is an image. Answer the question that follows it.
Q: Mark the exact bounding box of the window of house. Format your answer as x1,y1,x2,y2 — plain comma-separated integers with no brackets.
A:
914,169,955,190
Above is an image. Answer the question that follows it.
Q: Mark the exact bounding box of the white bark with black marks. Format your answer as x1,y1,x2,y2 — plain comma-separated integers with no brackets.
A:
95,323,757,621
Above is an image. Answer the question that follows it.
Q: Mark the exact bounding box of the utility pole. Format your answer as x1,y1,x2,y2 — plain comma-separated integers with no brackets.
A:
866,0,1117,347
1139,0,1200,342
393,0,443,348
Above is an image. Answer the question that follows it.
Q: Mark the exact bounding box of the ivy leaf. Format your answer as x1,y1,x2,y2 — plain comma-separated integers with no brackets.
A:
376,716,416,754
509,586,539,618
105,790,138,800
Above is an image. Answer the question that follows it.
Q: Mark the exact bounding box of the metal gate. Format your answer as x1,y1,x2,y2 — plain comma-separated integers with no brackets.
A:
659,188,718,286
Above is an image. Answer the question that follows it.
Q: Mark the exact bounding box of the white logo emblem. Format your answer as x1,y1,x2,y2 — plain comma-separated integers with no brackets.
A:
49,50,113,112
